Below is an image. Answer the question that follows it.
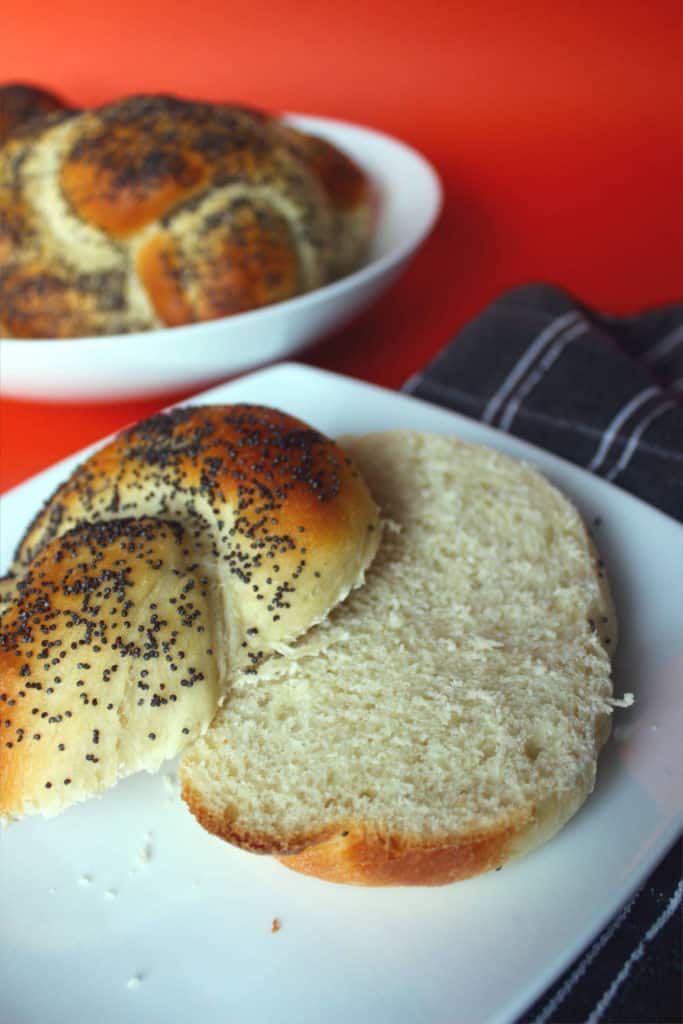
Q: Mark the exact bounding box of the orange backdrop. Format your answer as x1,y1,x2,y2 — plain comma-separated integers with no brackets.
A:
1,0,681,492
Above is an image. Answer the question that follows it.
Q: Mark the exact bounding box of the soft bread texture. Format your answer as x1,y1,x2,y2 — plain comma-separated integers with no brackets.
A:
0,405,380,820
180,432,618,886
0,93,374,338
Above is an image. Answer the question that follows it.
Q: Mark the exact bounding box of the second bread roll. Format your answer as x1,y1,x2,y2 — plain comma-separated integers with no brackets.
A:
0,94,374,338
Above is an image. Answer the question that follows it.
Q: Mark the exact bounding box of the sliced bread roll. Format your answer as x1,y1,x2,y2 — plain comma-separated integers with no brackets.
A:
180,431,618,886
0,405,380,821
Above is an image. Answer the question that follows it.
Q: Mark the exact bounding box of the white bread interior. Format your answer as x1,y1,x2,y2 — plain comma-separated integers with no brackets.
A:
181,431,618,886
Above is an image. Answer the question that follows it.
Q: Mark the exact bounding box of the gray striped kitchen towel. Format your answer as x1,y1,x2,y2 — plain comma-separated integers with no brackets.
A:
404,282,682,1024
404,283,682,520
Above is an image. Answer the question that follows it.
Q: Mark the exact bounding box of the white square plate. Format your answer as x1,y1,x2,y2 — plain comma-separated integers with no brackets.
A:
1,363,681,1024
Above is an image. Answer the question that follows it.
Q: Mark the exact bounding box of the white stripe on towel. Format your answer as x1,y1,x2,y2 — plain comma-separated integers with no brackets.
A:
482,311,582,425
587,386,661,472
641,324,683,366
530,896,637,1024
498,320,589,431
585,880,683,1024
605,399,679,481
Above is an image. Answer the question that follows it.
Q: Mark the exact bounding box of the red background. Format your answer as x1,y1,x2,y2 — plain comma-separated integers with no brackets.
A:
1,1,681,493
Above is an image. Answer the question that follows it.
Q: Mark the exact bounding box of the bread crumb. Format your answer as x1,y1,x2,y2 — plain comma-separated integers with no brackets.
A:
271,917,282,933
163,772,179,799
138,833,153,864
608,693,635,709
104,888,118,900
126,974,143,990
77,874,93,887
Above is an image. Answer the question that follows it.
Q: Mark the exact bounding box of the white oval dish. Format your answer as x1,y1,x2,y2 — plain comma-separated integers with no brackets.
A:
0,114,442,402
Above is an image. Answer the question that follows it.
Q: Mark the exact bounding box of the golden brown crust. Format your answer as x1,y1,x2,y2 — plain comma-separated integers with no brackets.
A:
0,261,113,339
277,823,529,887
268,119,376,279
12,404,380,656
135,234,194,326
1,404,380,820
0,94,373,337
271,123,372,211
179,783,531,887
0,517,223,819
60,140,208,237
156,199,302,320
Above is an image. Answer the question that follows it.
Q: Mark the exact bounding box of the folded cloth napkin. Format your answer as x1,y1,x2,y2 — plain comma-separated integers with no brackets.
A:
403,283,682,1024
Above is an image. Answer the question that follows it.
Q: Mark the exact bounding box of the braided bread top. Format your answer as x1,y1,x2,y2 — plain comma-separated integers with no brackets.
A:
0,94,374,338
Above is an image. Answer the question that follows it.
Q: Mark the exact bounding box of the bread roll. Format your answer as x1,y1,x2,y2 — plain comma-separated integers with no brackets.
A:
180,432,619,886
0,405,380,820
0,94,374,338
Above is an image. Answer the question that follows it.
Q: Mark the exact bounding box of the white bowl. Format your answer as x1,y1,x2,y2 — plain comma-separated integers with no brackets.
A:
0,114,442,402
